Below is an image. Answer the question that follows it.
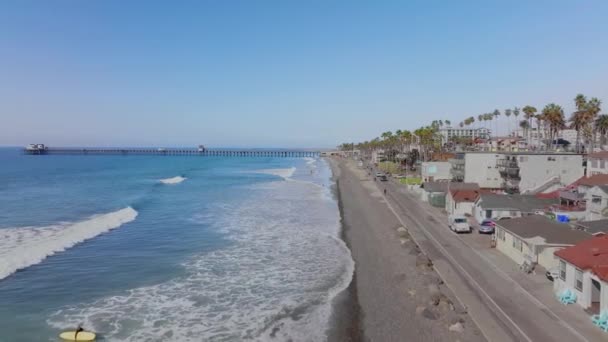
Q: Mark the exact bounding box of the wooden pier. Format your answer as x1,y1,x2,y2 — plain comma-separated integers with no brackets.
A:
23,146,320,158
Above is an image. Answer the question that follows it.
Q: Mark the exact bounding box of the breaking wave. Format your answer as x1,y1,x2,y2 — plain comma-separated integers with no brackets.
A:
159,176,187,184
253,167,296,180
48,172,353,341
0,207,138,281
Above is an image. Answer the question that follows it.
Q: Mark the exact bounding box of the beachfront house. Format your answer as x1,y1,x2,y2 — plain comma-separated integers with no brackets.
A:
473,193,555,223
588,152,608,176
494,216,591,270
553,235,608,315
446,186,481,217
585,186,608,221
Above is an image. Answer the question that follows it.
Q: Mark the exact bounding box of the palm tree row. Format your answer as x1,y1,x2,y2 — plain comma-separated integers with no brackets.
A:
342,93,606,160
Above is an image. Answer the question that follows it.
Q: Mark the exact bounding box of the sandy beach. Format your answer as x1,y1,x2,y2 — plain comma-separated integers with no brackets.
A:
327,157,485,342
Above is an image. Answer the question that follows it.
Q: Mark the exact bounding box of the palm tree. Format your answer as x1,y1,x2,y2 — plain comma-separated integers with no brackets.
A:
493,109,500,138
522,106,537,147
588,97,602,151
542,103,566,150
569,111,586,153
513,107,520,136
519,120,530,143
595,115,608,149
504,108,512,136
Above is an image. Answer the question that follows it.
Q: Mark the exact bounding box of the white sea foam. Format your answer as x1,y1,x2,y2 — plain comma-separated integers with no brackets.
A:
0,207,138,281
254,167,296,180
49,167,353,341
159,176,187,184
304,157,317,168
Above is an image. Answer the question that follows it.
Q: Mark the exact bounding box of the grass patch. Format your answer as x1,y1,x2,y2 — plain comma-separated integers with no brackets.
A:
378,161,400,174
399,178,422,185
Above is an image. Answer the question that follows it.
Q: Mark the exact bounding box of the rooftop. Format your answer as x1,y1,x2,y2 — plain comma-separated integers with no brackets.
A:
574,220,608,235
450,189,481,203
477,194,556,211
577,174,608,187
589,151,608,160
497,215,591,246
555,235,608,282
422,181,479,193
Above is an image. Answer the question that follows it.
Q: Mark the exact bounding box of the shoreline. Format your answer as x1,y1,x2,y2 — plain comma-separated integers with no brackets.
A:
326,157,364,342
325,156,485,342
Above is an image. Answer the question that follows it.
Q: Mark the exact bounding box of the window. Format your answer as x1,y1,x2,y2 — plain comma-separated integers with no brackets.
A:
592,159,598,168
509,211,518,216
559,260,566,281
512,237,523,252
592,196,602,204
575,269,583,291
496,228,505,241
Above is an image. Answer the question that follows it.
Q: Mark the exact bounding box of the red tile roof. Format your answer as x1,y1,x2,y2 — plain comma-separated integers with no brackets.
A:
589,151,608,160
450,189,481,203
577,174,608,187
555,235,608,282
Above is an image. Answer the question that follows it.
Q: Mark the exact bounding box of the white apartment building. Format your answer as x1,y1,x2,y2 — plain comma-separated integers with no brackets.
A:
439,126,490,143
451,152,584,193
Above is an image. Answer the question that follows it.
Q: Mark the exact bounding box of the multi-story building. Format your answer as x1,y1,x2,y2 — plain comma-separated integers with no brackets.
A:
497,153,584,194
588,152,608,176
449,152,584,193
439,126,490,143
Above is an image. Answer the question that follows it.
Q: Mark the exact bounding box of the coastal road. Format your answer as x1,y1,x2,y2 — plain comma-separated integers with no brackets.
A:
374,172,589,342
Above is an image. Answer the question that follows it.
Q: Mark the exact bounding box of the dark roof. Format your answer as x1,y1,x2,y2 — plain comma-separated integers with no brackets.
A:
555,235,608,282
575,220,608,235
477,194,556,211
497,216,591,245
422,181,479,193
422,181,449,193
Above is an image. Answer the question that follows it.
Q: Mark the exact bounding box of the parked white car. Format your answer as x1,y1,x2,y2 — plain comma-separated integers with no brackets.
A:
448,215,472,233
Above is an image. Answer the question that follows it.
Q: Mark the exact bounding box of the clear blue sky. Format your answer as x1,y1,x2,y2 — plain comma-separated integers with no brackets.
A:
1,1,607,148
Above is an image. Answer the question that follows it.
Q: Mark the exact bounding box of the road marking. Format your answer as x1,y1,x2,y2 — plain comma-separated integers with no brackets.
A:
391,182,589,342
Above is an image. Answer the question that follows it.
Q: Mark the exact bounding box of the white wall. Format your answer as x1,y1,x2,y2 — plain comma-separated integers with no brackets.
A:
588,156,608,176
464,153,502,189
473,202,522,223
421,162,451,182
495,228,530,266
446,192,474,217
553,260,597,310
516,154,584,193
585,186,608,221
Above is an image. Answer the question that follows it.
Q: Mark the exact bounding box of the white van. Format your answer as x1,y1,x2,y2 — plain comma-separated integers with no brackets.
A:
448,215,471,233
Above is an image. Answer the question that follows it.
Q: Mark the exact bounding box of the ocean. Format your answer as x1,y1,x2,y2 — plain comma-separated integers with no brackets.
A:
0,148,354,341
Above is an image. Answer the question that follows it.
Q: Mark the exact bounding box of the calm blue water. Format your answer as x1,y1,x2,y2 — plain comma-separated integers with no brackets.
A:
0,148,353,342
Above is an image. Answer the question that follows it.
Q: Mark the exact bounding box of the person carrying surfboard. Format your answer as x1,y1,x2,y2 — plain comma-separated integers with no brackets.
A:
75,325,84,340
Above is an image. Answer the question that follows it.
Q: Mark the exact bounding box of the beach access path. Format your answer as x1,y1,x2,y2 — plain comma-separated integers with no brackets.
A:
366,163,603,342
329,158,485,342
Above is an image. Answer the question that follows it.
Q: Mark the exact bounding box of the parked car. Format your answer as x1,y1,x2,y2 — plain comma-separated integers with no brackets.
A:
546,267,560,281
375,172,384,178
478,219,496,234
449,215,472,233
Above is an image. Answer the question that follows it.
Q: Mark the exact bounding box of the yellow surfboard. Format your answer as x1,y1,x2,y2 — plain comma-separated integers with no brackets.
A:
59,331,96,341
